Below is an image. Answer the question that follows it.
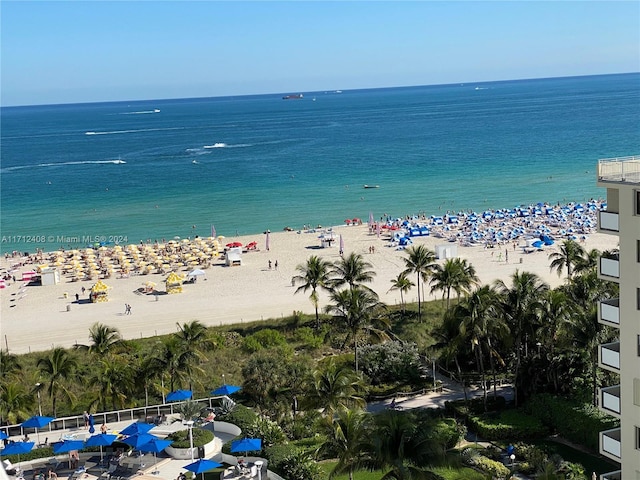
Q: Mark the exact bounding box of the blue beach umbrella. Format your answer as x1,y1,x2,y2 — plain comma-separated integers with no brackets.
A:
211,385,241,396
120,422,154,436
0,441,35,466
85,434,117,463
122,433,158,450
53,439,84,454
184,458,223,480
21,416,55,429
0,432,8,440
21,415,55,444
230,438,262,455
166,390,192,402
138,438,173,472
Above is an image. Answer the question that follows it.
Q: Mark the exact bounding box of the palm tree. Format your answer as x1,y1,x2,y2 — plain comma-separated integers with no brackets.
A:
155,338,200,392
455,285,505,410
88,356,135,411
388,272,414,313
574,247,600,275
325,286,389,372
74,322,123,356
175,321,216,354
318,407,370,480
366,410,441,480
0,350,22,380
305,358,366,415
0,382,34,424
548,239,586,280
292,255,333,329
331,252,376,291
495,270,549,406
431,310,470,403
429,257,479,309
37,347,78,417
402,245,437,319
134,354,164,406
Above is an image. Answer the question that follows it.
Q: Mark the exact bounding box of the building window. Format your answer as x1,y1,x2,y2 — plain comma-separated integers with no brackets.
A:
637,426,640,450
635,379,640,406
638,288,640,310
637,190,640,215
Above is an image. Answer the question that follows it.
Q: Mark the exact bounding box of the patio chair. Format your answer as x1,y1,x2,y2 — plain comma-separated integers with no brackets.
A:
47,458,62,471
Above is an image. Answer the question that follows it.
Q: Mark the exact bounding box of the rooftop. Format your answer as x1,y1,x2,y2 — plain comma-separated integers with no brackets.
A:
598,156,640,184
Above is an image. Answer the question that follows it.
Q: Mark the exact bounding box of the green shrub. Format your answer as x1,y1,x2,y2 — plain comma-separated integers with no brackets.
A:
359,341,422,385
474,455,510,478
468,409,548,441
219,404,258,432
294,327,324,350
242,329,289,353
166,427,214,448
523,394,619,450
243,416,287,447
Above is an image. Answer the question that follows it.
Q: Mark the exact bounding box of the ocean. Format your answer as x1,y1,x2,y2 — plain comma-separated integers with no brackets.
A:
1,73,638,254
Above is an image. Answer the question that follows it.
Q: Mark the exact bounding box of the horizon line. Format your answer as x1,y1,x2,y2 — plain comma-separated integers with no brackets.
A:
3,71,638,109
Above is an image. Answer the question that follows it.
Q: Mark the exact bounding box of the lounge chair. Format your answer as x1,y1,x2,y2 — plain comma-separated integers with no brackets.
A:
2,459,21,477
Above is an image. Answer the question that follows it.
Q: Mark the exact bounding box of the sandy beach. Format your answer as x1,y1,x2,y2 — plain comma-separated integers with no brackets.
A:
1,211,617,354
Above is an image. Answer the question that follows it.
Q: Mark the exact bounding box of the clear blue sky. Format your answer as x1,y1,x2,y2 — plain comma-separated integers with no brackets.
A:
1,1,638,106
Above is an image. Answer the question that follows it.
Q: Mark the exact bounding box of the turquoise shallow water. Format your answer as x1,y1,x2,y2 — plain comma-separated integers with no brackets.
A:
1,73,639,253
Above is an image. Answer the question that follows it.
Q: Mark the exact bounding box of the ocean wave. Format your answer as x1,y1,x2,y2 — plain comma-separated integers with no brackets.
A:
1,159,126,172
118,109,161,115
85,127,182,135
203,142,254,149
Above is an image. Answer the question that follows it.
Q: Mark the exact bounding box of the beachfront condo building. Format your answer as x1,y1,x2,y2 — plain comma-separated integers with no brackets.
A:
596,156,640,480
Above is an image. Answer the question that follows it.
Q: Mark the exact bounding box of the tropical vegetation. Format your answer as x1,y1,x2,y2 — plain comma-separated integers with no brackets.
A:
0,243,619,479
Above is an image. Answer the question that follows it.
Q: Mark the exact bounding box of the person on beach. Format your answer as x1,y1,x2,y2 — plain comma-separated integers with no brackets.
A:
268,260,272,270
275,260,278,270
100,422,107,434
83,411,90,429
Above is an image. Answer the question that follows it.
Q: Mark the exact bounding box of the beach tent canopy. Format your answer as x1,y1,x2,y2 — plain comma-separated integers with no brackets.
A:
165,272,184,294
90,280,110,303
187,269,206,277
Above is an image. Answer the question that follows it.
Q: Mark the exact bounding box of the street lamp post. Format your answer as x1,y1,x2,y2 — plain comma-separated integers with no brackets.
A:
35,383,42,416
536,342,542,356
185,420,195,461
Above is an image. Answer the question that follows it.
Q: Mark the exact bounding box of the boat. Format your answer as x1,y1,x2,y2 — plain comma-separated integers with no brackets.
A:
282,94,303,100
363,185,380,189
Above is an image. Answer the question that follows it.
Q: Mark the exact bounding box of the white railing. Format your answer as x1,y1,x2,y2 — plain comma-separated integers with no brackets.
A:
600,429,621,459
0,395,227,438
598,211,619,232
598,156,640,183
602,389,621,414
600,299,620,325
600,257,620,278
600,342,620,370
600,470,622,480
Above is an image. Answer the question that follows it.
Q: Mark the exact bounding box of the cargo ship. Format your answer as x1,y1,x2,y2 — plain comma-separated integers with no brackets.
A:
282,94,303,100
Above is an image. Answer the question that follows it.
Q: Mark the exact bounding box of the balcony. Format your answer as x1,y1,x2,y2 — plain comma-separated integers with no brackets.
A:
598,256,620,282
600,471,622,480
599,342,620,373
597,211,619,234
598,298,620,327
599,385,621,417
598,155,640,184
599,428,621,462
